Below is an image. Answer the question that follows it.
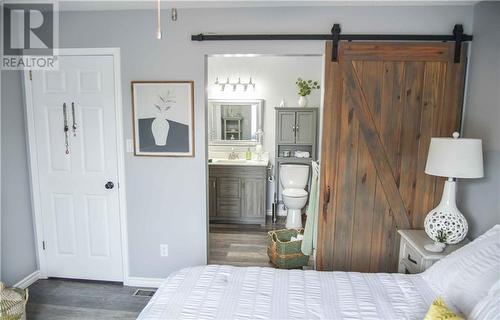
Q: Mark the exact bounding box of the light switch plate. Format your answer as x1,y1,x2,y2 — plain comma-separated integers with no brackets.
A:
126,139,134,153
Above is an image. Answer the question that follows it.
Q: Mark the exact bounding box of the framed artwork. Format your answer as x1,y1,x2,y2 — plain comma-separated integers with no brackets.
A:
131,81,194,157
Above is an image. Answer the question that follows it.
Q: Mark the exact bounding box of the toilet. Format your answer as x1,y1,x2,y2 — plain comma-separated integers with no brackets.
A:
280,164,310,229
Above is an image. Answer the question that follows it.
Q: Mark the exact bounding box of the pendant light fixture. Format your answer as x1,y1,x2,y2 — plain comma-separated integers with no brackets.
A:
156,0,162,39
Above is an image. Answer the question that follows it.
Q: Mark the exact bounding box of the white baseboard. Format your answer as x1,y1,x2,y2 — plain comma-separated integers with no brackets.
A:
125,276,164,288
14,270,41,289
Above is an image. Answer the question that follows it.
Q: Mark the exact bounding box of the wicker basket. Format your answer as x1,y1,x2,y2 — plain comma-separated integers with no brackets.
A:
267,228,309,269
0,282,28,320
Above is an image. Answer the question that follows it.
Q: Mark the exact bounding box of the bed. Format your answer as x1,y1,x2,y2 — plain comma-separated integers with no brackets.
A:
138,225,500,320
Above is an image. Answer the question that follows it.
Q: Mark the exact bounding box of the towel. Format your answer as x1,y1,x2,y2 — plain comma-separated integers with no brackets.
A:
301,161,320,256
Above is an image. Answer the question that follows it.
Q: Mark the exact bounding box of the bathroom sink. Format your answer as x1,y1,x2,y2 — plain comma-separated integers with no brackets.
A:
213,159,247,164
209,159,268,166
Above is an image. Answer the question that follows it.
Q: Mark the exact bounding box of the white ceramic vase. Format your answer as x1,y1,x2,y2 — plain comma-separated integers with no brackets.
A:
151,115,170,146
424,179,468,244
298,96,308,108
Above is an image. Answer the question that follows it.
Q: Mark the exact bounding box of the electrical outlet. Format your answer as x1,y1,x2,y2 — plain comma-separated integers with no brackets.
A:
160,244,168,257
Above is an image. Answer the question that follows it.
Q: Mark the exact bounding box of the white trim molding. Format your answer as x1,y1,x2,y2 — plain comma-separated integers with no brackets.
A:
125,277,165,288
14,270,45,289
23,48,130,283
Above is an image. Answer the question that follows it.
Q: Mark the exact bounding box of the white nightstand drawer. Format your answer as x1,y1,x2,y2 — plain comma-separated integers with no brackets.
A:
402,242,424,272
398,230,470,274
400,258,419,274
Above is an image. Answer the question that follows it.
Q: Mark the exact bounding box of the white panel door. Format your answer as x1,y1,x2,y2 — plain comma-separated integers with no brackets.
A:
30,55,123,281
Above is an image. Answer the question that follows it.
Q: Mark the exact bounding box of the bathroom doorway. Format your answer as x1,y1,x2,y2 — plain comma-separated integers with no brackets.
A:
205,54,324,267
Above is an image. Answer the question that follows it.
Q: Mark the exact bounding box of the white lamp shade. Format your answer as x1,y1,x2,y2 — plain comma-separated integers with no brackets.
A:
425,136,484,178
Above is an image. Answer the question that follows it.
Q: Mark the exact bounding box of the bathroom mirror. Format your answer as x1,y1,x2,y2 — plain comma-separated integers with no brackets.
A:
208,99,264,145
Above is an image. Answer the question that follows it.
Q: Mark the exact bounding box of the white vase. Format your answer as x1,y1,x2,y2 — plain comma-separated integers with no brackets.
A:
298,96,308,108
434,241,446,251
151,116,170,146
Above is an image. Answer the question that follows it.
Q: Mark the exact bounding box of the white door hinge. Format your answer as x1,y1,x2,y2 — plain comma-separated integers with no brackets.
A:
29,70,32,81
42,241,46,250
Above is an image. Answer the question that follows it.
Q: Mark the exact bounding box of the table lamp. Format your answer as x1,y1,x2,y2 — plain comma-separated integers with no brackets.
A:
424,132,483,248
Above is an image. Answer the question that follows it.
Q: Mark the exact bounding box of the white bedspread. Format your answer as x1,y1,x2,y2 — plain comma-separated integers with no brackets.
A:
137,265,438,320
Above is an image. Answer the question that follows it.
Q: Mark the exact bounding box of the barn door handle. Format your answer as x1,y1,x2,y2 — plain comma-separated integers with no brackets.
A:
324,186,330,204
323,186,331,215
105,181,114,189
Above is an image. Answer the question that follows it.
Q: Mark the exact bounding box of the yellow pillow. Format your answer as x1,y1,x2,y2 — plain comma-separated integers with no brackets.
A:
424,297,464,320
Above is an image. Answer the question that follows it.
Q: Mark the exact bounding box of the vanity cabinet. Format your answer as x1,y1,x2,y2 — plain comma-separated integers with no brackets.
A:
208,177,217,218
209,165,267,225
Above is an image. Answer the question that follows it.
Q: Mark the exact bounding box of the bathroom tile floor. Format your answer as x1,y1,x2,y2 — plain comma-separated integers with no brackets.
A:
209,216,286,267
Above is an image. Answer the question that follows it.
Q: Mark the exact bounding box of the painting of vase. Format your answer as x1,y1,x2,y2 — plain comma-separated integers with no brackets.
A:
151,93,173,146
132,81,194,157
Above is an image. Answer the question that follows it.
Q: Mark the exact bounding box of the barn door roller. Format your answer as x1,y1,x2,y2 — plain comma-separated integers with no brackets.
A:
191,23,472,63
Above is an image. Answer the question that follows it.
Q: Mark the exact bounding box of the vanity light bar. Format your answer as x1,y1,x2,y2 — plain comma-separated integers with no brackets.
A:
214,77,256,92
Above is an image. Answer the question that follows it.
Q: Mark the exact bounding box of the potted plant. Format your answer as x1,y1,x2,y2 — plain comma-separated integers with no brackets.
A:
425,229,447,252
296,78,320,107
435,230,448,250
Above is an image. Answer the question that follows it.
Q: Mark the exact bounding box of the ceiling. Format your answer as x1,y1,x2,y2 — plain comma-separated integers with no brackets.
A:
55,0,479,11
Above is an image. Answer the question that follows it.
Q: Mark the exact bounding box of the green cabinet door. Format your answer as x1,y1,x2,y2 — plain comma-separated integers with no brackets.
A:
208,177,217,218
295,111,315,144
241,178,266,219
277,111,297,144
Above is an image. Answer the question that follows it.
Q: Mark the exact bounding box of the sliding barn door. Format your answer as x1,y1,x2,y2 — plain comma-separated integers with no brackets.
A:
317,42,467,272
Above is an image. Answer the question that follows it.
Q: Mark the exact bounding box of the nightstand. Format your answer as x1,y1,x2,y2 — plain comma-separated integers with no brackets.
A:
397,229,469,274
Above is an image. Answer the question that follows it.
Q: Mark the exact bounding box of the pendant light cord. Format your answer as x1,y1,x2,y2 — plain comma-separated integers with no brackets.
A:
156,0,161,39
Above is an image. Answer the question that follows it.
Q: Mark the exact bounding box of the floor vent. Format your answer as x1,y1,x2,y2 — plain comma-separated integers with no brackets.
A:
133,289,156,297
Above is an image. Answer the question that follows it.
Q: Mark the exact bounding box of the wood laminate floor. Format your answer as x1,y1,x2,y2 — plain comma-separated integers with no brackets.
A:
27,278,153,319
209,216,286,267
26,216,288,319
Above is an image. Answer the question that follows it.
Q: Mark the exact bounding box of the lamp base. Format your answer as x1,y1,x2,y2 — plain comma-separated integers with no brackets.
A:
424,179,468,244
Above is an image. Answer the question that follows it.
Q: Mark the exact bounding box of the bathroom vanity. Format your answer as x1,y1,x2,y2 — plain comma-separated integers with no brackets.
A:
207,99,268,225
208,161,267,226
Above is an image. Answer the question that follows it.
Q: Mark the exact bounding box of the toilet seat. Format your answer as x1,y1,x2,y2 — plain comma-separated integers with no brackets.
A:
283,188,308,198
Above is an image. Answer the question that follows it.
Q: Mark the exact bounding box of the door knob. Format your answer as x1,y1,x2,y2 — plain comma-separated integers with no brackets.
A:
105,181,114,189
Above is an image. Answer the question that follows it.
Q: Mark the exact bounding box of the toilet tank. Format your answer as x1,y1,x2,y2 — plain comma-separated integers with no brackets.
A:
280,164,310,189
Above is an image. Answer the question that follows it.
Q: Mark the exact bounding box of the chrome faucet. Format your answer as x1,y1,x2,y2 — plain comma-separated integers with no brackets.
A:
228,148,239,160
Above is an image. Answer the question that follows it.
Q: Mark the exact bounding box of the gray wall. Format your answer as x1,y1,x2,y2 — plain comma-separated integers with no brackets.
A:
1,4,476,284
458,1,500,239
1,72,38,286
